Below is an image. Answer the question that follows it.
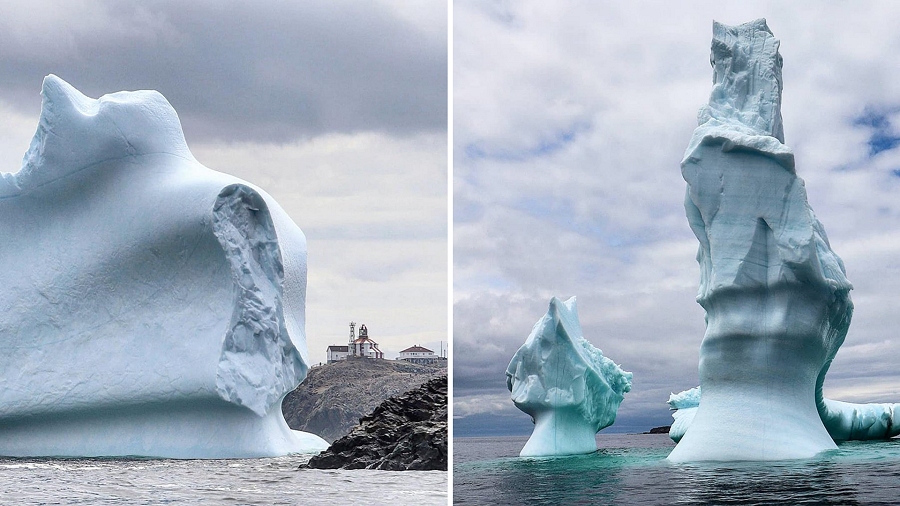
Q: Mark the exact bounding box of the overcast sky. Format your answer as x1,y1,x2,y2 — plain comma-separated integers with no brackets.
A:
454,0,900,434
0,1,448,363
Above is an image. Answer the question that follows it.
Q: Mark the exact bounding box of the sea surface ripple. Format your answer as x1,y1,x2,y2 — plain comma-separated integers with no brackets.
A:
0,454,447,505
454,433,900,505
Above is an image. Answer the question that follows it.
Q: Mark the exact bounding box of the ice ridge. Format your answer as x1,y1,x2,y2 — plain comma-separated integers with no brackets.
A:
683,19,793,172
1,75,193,197
213,184,306,417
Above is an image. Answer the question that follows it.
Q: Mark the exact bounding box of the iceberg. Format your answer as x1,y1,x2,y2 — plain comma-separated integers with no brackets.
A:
506,297,632,457
666,388,699,444
668,20,900,461
0,76,328,458
819,399,900,441
668,19,857,462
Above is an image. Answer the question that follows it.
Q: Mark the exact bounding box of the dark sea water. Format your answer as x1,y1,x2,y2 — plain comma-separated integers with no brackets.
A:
0,454,447,505
454,434,900,505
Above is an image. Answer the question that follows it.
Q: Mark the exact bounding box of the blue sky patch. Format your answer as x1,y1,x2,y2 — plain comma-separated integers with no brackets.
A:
853,107,900,157
512,196,645,250
463,122,590,162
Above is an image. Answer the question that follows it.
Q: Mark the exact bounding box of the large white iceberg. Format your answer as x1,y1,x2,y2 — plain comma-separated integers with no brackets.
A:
668,19,858,462
669,20,900,461
506,297,632,457
0,76,328,458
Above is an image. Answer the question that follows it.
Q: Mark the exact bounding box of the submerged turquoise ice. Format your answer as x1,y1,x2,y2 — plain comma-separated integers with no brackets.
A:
506,297,632,457
669,19,900,462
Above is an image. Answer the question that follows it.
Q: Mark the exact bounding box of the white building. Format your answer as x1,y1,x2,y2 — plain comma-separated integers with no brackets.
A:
398,345,443,365
326,345,349,364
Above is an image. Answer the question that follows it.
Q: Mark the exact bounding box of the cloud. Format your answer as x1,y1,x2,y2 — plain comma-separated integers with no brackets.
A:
191,132,447,361
0,0,447,142
454,0,900,432
0,2,448,364
852,107,900,157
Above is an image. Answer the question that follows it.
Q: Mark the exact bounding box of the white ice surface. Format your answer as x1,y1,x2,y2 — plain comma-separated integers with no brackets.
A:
506,297,632,457
669,20,854,462
669,20,900,460
668,387,900,445
0,76,327,458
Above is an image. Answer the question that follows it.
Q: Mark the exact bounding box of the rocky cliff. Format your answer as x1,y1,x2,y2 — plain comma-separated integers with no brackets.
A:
303,375,447,471
281,358,443,442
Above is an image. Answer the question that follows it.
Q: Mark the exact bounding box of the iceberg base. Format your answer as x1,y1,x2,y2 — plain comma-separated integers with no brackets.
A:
520,408,598,457
0,400,328,459
668,286,841,462
667,391,835,462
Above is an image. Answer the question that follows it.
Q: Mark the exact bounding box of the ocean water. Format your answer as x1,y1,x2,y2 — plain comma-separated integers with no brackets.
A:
454,434,900,505
0,454,447,505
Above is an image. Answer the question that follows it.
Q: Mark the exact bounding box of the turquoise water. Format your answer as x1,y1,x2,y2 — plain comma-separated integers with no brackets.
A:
454,434,900,505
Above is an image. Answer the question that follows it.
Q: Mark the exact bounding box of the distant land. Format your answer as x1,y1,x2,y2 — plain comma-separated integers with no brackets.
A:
453,412,674,438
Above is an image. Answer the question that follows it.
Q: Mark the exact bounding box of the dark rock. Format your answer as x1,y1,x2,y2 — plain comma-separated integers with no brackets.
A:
282,358,443,442
645,425,671,434
302,375,447,471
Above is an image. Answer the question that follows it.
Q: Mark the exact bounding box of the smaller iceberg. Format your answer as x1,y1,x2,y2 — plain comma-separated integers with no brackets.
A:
506,297,632,457
667,388,700,444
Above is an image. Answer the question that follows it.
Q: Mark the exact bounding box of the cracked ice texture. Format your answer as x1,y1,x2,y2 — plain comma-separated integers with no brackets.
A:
0,76,327,458
669,19,856,462
506,297,632,457
669,20,900,461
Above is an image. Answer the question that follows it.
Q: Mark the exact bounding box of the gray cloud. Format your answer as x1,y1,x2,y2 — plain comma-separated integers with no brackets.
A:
0,2,448,366
0,0,447,142
189,133,447,363
454,0,900,432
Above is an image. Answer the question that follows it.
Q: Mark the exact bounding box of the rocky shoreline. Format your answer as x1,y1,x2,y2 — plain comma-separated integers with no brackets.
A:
302,375,447,471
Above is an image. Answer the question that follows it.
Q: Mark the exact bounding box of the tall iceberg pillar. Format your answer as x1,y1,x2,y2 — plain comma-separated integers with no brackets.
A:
506,297,632,457
667,20,855,462
0,76,328,458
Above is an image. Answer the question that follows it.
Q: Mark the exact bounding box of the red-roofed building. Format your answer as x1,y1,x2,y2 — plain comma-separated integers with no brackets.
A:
350,323,384,359
327,322,383,363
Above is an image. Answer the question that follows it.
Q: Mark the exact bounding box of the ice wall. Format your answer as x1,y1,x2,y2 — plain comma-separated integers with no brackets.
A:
0,76,328,458
669,387,900,443
506,297,632,457
668,19,855,462
820,399,900,441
